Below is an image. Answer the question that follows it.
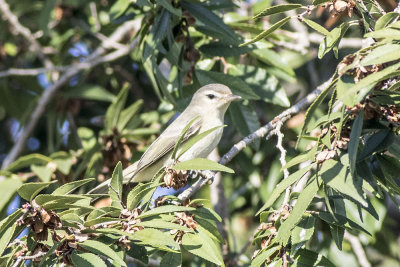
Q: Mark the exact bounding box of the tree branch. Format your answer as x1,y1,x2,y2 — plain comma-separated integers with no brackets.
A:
0,0,53,68
344,232,371,267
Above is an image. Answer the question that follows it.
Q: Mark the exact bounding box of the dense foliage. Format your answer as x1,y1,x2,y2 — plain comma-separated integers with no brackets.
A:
0,0,400,266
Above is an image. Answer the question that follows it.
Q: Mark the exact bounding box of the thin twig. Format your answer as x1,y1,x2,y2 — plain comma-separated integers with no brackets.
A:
1,21,138,171
275,121,291,207
12,251,47,267
0,66,67,78
344,232,371,267
373,0,386,15
108,184,127,209
177,78,333,201
0,0,53,68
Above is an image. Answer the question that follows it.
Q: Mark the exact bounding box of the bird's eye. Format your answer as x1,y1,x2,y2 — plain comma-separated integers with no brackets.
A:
206,94,215,99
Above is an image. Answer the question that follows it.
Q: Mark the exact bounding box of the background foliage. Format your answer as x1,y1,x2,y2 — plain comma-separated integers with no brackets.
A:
0,0,400,266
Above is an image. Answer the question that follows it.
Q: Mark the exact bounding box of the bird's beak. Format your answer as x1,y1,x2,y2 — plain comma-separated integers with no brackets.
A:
225,94,242,102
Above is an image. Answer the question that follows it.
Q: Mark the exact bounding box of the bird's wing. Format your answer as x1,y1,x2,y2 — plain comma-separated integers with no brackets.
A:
132,116,202,177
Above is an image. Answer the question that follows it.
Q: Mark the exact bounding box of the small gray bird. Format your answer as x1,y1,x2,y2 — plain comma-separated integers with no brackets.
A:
90,83,241,193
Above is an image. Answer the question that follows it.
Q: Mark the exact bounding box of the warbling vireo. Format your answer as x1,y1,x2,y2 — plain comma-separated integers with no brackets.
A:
90,83,241,193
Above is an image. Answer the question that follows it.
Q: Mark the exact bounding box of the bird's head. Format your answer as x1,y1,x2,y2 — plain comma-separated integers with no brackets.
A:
190,84,241,116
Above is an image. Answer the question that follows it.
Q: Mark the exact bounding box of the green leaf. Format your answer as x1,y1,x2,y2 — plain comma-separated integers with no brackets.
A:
156,0,182,17
239,17,291,47
84,217,121,227
160,252,181,267
320,159,366,206
228,64,290,107
79,240,126,266
253,4,302,19
283,148,316,170
131,228,179,250
177,125,225,160
71,252,107,267
276,176,319,245
0,224,16,255
294,249,335,267
52,178,95,195
297,79,334,146
105,85,129,132
173,158,234,173
110,0,131,20
51,151,73,175
192,206,222,222
35,194,89,207
229,102,261,150
126,243,148,265
17,181,56,201
365,28,400,39
143,9,171,62
348,111,363,178
117,99,143,131
318,26,343,59
340,62,400,106
313,0,331,5
0,179,22,211
256,164,314,215
251,246,280,267
199,42,255,57
181,232,222,265
195,69,260,100
172,116,201,160
127,183,161,210
291,214,315,254
329,224,344,250
31,164,53,182
137,205,196,219
62,85,116,102
318,211,370,235
358,131,393,160
6,153,51,172
303,18,330,36
181,1,238,45
361,44,400,66
0,209,23,238
136,220,194,232
375,12,400,30
109,162,123,208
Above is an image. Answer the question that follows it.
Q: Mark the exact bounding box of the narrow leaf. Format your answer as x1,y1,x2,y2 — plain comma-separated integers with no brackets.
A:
348,111,363,177
276,177,320,245
239,17,291,47
17,181,56,201
173,158,234,173
137,205,196,219
303,18,330,36
105,85,129,132
253,4,302,19
71,252,107,267
256,164,314,215
177,125,226,160
52,178,95,195
109,162,123,208
79,240,127,267
172,116,201,160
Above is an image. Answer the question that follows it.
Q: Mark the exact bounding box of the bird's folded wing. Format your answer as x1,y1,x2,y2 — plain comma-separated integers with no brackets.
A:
133,117,202,176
